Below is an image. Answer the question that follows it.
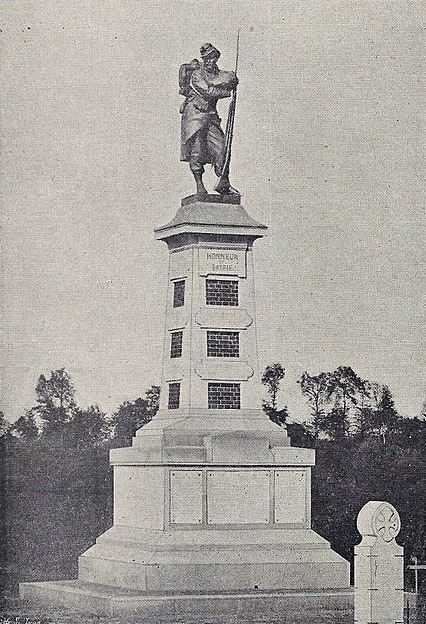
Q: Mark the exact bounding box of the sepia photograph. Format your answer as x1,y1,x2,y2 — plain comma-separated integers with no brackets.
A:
0,1,424,623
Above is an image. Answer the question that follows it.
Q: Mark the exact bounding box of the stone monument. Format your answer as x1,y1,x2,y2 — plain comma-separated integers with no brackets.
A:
355,501,404,624
20,42,351,618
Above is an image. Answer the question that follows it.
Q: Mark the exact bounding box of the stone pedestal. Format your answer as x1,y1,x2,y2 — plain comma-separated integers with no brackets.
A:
20,195,350,615
355,501,404,624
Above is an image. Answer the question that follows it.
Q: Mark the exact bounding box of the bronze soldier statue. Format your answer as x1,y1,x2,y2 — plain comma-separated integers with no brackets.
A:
180,43,239,197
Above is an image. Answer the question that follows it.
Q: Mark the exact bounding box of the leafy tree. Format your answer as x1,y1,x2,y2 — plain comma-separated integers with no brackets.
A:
396,416,426,452
262,363,285,411
70,405,111,448
326,366,365,419
363,381,382,409
145,385,160,415
353,381,379,436
298,371,329,436
11,409,39,439
368,386,400,444
113,386,160,446
0,411,11,437
263,405,289,427
35,368,76,437
355,406,375,437
316,407,350,441
299,367,365,437
354,385,400,444
286,421,315,448
261,363,289,426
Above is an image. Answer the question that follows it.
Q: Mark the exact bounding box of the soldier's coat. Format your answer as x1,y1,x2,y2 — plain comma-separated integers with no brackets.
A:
180,65,236,163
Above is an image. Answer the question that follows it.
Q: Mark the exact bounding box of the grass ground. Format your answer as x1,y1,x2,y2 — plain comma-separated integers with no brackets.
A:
1,596,424,623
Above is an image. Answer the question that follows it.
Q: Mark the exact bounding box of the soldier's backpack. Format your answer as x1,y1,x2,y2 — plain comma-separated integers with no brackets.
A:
179,59,200,97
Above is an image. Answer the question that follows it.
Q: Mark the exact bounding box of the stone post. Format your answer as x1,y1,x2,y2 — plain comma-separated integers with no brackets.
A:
355,501,404,624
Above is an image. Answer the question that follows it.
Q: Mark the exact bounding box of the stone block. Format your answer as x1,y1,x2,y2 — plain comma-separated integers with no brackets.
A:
209,432,274,463
170,469,203,524
20,581,114,616
355,501,404,624
78,555,148,590
274,469,308,525
20,580,355,619
113,466,165,529
206,469,270,524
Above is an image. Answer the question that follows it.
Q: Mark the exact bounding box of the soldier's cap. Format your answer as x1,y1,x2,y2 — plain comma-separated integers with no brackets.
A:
200,43,220,60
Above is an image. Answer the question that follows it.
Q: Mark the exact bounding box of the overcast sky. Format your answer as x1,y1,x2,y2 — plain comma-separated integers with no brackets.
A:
1,1,424,423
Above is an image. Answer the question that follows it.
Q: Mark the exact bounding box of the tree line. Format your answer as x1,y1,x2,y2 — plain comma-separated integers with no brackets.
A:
1,364,424,446
262,363,426,586
0,368,159,448
0,369,160,598
0,365,425,596
262,363,425,443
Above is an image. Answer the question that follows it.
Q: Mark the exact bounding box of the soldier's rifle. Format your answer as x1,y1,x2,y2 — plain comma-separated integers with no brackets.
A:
219,30,240,186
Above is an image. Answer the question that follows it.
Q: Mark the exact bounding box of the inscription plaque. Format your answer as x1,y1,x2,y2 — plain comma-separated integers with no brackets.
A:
199,248,246,278
207,470,270,524
170,470,203,524
274,469,307,525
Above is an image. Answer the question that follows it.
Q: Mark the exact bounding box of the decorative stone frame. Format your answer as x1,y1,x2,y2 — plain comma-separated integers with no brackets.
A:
167,466,311,530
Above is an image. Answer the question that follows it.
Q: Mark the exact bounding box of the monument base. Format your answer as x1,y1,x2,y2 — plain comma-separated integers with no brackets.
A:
20,524,351,619
19,581,354,620
19,196,353,618
75,526,349,593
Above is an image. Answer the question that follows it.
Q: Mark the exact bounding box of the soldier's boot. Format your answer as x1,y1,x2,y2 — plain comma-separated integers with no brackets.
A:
215,175,240,195
193,171,208,197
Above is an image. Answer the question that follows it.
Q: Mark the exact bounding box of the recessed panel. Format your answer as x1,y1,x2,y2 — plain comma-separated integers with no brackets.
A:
207,470,270,524
170,470,203,524
195,359,254,381
274,470,307,525
196,308,253,330
114,466,165,529
199,248,246,277
169,249,191,281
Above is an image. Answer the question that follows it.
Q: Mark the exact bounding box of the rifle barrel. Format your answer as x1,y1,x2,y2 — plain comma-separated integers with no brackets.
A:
235,29,240,74
219,29,240,180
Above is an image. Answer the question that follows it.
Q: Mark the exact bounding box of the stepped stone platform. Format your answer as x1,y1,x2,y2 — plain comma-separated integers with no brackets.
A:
20,525,351,618
76,526,349,593
20,581,354,619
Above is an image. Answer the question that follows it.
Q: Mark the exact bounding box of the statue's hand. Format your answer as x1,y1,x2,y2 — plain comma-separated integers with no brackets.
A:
229,75,239,89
